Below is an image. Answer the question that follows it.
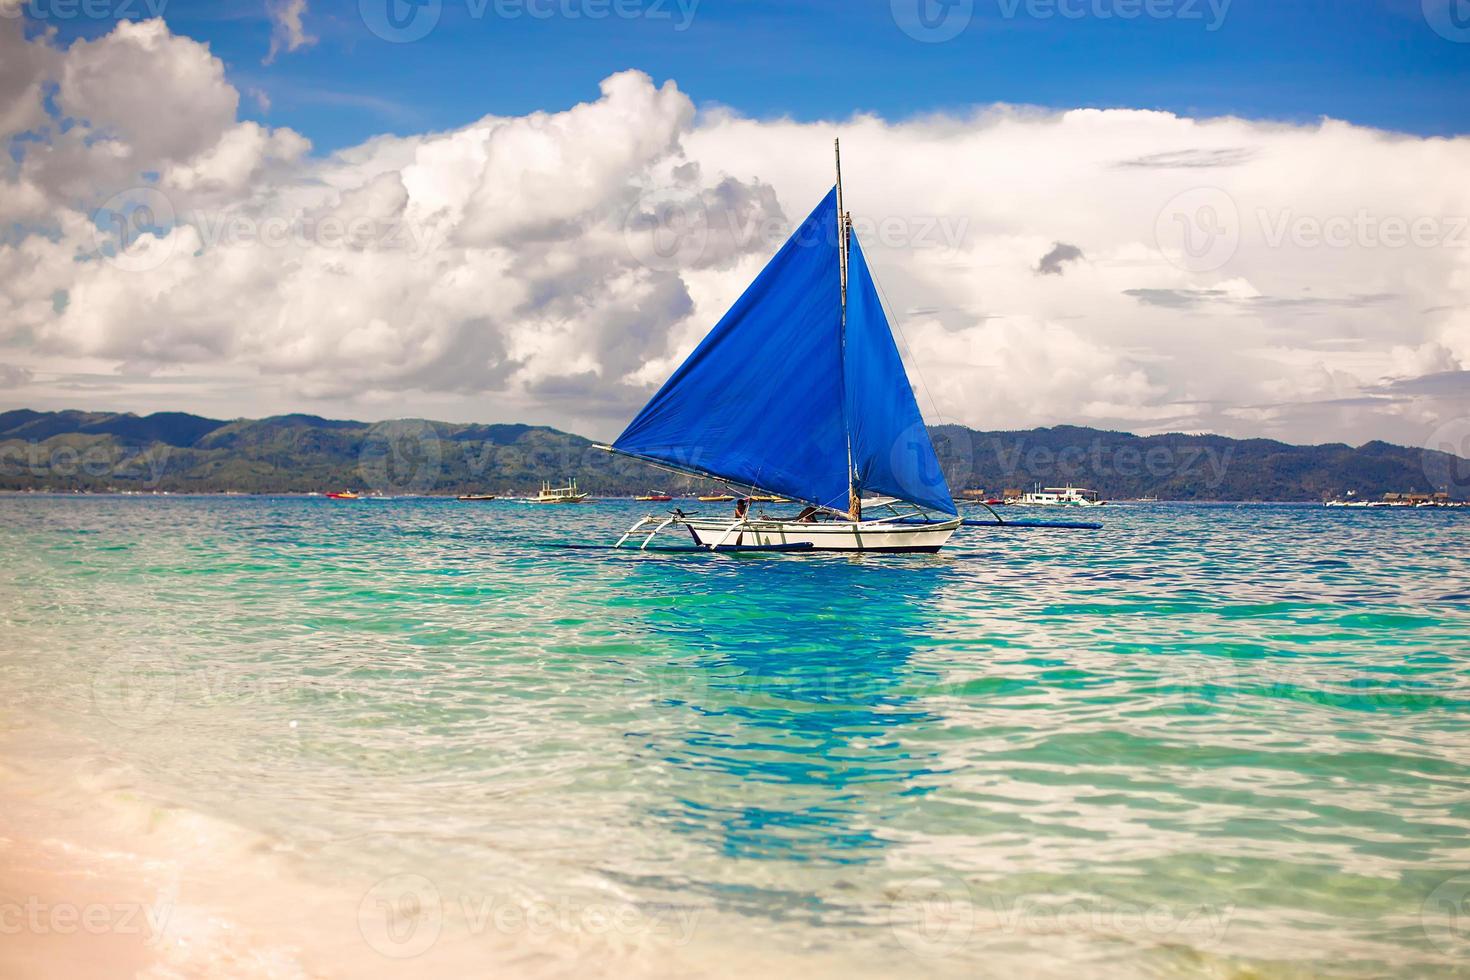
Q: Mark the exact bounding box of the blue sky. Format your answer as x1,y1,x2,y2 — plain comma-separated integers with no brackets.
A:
38,0,1470,152
8,0,1468,445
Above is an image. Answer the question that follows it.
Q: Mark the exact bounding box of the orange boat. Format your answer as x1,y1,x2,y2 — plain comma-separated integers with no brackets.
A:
635,492,673,502
326,491,361,500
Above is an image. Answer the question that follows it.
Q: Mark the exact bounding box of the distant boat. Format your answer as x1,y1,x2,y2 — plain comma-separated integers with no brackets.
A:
1327,491,1460,509
1015,485,1105,507
326,491,360,500
698,494,736,503
457,494,498,502
531,480,589,504
635,492,673,502
749,495,788,503
599,140,962,553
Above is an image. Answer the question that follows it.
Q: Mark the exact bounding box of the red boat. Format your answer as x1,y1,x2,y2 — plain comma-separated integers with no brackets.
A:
326,491,361,500
635,492,673,502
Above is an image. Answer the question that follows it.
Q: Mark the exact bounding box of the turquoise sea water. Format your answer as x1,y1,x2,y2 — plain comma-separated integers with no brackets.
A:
1,497,1468,976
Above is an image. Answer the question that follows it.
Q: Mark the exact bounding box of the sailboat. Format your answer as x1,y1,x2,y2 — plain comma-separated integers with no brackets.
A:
601,142,962,553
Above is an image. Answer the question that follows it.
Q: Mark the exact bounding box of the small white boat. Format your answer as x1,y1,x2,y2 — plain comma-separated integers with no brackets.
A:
1015,485,1106,507
1326,492,1402,508
1326,491,1372,507
600,141,961,554
531,480,589,504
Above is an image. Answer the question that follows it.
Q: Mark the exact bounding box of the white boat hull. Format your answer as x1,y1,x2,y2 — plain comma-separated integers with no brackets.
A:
678,517,962,553
1015,500,1104,508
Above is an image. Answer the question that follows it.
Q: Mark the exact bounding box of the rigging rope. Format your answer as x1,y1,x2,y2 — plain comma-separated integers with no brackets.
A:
868,256,948,431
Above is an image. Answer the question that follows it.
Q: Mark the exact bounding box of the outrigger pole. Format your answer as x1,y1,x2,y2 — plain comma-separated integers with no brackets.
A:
835,138,861,522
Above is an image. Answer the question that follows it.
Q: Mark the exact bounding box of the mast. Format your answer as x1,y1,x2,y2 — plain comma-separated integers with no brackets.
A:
835,139,860,520
835,139,847,305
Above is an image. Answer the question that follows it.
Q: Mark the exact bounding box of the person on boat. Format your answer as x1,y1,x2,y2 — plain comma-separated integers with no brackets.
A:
734,498,750,520
793,505,820,523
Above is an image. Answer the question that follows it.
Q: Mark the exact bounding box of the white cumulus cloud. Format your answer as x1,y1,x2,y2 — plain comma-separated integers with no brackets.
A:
0,15,1467,449
264,0,315,64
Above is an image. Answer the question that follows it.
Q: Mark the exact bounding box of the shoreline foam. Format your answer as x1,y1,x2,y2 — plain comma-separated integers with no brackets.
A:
0,729,746,979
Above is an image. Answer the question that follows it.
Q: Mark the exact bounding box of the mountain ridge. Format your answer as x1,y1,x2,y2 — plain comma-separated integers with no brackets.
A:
0,409,1464,501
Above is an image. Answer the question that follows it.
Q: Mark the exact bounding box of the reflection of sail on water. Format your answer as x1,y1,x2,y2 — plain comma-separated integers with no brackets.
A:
619,559,952,880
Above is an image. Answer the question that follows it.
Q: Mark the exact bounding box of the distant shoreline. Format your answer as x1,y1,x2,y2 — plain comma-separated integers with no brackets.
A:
4,492,1463,509
3,408,1464,502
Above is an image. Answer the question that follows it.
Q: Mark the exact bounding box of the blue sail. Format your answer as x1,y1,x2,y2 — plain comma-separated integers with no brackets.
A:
844,233,958,515
611,189,851,510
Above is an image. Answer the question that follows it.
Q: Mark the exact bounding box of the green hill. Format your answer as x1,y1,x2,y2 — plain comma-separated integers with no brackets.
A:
0,410,1464,501
928,425,1465,502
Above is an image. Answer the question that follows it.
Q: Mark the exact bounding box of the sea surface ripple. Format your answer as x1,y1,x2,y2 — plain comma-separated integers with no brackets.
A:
1,497,1468,977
